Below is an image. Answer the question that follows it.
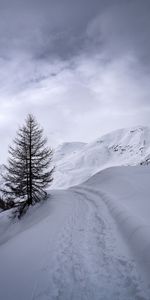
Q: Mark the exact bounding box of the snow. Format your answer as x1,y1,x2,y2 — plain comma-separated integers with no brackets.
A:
52,126,150,189
0,165,150,299
79,166,150,277
1,126,150,299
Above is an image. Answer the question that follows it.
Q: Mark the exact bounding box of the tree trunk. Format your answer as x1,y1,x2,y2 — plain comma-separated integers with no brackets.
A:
29,122,32,205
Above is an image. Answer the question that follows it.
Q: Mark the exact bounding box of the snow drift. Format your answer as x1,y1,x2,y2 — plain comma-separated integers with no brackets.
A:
78,165,150,276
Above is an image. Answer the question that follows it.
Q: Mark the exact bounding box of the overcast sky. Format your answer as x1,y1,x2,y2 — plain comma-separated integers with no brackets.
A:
0,0,150,162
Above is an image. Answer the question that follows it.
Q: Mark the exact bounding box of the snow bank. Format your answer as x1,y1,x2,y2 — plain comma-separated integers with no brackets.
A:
84,165,150,275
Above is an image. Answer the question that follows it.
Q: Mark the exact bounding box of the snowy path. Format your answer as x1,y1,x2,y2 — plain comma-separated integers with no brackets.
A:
0,185,149,299
32,189,149,300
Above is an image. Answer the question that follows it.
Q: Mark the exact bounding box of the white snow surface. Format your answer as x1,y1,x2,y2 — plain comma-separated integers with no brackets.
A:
0,165,150,299
52,126,150,189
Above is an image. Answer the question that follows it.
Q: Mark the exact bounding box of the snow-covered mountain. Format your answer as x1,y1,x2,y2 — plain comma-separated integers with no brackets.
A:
1,126,150,299
52,126,150,188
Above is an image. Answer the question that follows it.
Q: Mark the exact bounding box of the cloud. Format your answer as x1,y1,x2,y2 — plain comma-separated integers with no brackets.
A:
0,0,150,162
87,0,150,63
0,0,110,60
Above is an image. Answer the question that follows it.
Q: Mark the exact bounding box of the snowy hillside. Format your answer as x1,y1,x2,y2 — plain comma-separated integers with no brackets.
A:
0,165,150,299
1,126,150,299
52,126,150,188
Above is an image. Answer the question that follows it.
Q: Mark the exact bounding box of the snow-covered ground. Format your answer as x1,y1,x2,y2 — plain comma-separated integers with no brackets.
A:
0,165,150,299
52,126,150,188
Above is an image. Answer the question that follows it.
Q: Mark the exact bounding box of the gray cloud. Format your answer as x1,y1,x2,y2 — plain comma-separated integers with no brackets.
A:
87,1,150,66
0,0,150,162
0,0,110,59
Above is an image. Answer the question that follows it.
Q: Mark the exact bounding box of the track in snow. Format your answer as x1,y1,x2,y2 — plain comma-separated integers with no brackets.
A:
32,188,149,300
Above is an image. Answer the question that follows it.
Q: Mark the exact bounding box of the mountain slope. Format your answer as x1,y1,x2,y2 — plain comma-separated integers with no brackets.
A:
52,126,150,188
0,165,150,299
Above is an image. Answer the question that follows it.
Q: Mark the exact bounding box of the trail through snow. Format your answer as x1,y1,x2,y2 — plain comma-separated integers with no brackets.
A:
0,167,150,299
30,190,149,299
29,192,148,300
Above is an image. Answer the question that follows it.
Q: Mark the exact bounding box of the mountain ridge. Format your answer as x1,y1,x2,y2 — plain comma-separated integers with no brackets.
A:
52,126,150,188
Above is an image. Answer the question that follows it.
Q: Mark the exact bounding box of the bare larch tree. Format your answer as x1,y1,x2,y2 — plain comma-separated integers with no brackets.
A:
1,114,54,218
